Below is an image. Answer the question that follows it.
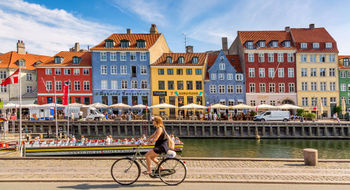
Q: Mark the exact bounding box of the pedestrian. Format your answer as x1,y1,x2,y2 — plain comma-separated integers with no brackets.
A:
79,111,83,120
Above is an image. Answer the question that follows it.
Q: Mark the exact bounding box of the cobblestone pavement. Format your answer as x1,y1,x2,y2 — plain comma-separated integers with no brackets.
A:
1,158,350,184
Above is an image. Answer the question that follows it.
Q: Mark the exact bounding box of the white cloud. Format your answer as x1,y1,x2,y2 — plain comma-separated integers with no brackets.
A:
0,0,121,55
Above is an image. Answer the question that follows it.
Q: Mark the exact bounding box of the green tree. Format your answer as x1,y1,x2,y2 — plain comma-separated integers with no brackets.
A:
296,109,304,116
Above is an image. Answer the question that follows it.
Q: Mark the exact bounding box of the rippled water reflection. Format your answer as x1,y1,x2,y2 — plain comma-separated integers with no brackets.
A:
181,139,350,159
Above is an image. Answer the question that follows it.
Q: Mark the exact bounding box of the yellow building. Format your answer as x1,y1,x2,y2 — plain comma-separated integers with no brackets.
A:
291,25,339,117
150,49,207,118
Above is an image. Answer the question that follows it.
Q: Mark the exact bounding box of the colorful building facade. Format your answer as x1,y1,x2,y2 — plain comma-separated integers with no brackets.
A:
291,25,339,117
151,51,207,118
90,25,170,106
338,56,350,111
36,49,92,105
204,50,245,106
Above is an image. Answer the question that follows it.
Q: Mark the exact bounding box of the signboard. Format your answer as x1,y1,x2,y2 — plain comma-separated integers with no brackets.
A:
153,91,167,96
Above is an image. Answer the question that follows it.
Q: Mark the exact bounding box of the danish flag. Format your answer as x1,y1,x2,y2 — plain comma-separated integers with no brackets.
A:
0,69,19,85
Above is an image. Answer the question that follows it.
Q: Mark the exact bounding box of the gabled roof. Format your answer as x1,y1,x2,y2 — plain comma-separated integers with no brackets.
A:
238,30,294,49
37,51,91,67
152,53,207,66
0,51,50,70
205,53,242,80
91,33,162,51
339,55,350,70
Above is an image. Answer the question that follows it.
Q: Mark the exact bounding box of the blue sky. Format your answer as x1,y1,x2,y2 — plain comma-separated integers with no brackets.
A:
0,0,350,55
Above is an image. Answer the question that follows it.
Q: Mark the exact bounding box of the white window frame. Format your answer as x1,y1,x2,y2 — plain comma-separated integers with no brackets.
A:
301,43,307,49
73,68,80,75
259,68,265,78
287,53,294,62
110,52,117,61
74,81,80,91
56,81,62,91
277,53,284,62
26,73,32,81
131,80,137,89
83,68,89,75
141,80,148,89
120,52,126,61
320,82,326,91
301,68,307,77
268,53,274,62
278,68,284,78
248,68,255,78
218,85,225,94
326,42,332,49
288,68,294,78
258,53,265,62
209,85,216,94
55,68,61,75
249,83,255,93
140,52,147,61
120,65,127,75
227,85,234,93
279,83,285,93
268,68,274,78
289,83,295,93
313,43,319,49
130,52,137,61
219,73,225,80
140,66,147,75
83,81,90,91
100,52,107,61
259,83,266,93
227,73,233,80
235,74,243,81
219,63,225,70
110,65,117,75
46,81,52,91
101,80,107,90
211,73,217,80
236,85,242,94
100,65,107,75
121,80,128,89
302,82,308,91
248,54,254,62
45,69,52,75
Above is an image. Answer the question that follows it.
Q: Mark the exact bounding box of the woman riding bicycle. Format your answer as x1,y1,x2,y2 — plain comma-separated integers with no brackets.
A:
143,116,169,175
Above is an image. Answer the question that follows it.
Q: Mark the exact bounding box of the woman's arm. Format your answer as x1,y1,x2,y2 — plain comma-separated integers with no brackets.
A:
150,128,163,143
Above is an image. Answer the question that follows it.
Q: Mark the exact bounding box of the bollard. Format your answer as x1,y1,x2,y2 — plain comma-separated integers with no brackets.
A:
303,148,318,166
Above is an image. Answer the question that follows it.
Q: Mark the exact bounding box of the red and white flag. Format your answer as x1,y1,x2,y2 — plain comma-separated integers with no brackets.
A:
62,83,69,105
0,69,19,85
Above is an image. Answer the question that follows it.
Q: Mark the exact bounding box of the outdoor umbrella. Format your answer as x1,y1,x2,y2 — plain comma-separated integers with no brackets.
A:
342,98,346,115
40,103,65,108
180,103,207,109
210,103,229,109
276,104,302,110
150,103,177,109
68,103,87,107
90,103,108,108
230,103,254,109
257,104,276,110
132,104,147,109
109,103,132,109
4,103,19,109
21,104,39,108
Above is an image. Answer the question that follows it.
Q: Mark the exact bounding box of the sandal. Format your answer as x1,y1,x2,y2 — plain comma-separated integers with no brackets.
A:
142,171,152,175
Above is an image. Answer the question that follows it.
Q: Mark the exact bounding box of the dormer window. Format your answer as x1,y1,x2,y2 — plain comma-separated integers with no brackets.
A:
220,56,224,61
301,43,307,49
284,41,291,48
326,42,332,49
271,41,278,48
18,59,25,67
33,61,42,66
72,56,81,64
344,58,349,66
178,56,184,64
136,39,146,48
192,56,198,64
313,43,319,49
258,41,266,48
120,40,130,48
219,63,225,70
105,39,114,48
166,56,173,64
54,56,63,64
246,41,254,49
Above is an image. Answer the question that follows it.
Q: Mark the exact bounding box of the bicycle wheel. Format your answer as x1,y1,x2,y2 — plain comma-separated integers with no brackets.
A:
111,158,140,185
158,158,187,185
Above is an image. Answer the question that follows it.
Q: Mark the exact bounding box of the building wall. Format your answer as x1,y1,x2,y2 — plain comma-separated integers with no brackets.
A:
148,34,171,64
338,58,350,110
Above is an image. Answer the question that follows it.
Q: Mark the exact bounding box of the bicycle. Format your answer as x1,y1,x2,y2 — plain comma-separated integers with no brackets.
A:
111,143,187,186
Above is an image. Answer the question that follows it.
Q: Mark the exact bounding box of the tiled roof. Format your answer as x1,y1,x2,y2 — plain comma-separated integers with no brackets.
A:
91,33,162,50
37,51,91,67
238,30,294,49
205,54,242,80
338,55,350,70
0,51,50,70
152,53,207,66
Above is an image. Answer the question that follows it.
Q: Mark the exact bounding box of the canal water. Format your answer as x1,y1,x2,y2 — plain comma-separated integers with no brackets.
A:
180,139,350,159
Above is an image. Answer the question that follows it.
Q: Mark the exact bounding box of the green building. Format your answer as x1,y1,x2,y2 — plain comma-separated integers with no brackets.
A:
339,56,350,113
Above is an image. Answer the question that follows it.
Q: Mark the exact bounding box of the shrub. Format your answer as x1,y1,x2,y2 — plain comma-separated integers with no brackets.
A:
296,109,304,116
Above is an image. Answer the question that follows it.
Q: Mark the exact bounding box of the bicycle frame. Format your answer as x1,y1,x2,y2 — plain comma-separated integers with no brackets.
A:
129,144,167,173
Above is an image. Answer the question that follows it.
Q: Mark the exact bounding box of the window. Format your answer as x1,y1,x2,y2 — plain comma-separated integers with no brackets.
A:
301,43,307,49
289,83,295,93
158,69,164,75
166,56,172,64
64,69,71,75
196,81,202,90
344,58,349,66
330,82,336,91
313,43,319,49
269,83,275,93
227,73,233,80
228,100,235,106
105,40,114,48
329,54,335,62
218,73,224,80
167,81,174,90
279,83,285,93
320,82,326,91
121,40,129,48
209,85,216,93
110,52,117,61
341,83,346,91
101,80,108,90
250,100,256,106
330,97,337,104
258,53,265,62
56,81,62,91
259,83,266,93
249,68,255,78
71,56,80,64
100,52,107,61
321,97,327,106
167,69,173,75
319,54,326,62
140,52,147,61
219,63,225,70
55,68,61,75
247,41,254,49
73,69,80,75
268,68,274,78
195,69,202,75
140,66,147,75
310,68,316,77
277,53,284,62
100,65,107,75
130,52,136,61
131,80,137,89
236,74,243,81
311,82,317,91
329,68,335,77
288,68,294,78
187,96,193,104
111,80,118,90
178,56,185,64
348,84,350,91
326,42,332,49
227,85,234,93
0,71,6,79
284,41,291,47
248,54,254,62
186,69,192,75
320,68,326,77
249,83,255,93
46,81,52,91
136,40,146,48
74,81,80,91
121,80,127,89
211,73,216,80
310,54,316,62
110,66,117,75
177,81,183,90
1,85,7,93
311,97,318,106
236,85,243,94
340,71,346,78
268,53,274,62
45,69,52,75
302,82,308,91
120,52,126,61
177,69,183,75
302,97,308,106
192,57,198,64
301,54,307,62
26,86,32,93
271,41,278,48
141,81,148,89
54,56,62,64
131,66,137,77
278,68,284,78
83,68,89,75
186,81,193,90
26,73,32,81
218,85,225,94
258,41,265,48
120,65,127,74
270,100,276,106
301,68,307,77
287,53,294,62
259,68,265,78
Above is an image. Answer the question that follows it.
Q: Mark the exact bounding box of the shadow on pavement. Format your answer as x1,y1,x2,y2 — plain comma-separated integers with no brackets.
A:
57,183,165,189
284,164,305,166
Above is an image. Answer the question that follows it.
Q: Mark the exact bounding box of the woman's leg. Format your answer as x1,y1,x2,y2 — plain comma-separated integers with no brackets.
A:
145,150,158,173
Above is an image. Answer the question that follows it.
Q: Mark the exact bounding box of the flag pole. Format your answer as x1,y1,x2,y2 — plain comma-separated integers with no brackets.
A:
54,76,58,139
67,82,70,137
19,66,22,157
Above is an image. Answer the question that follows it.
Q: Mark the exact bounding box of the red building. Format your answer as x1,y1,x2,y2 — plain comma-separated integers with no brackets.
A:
36,50,92,105
230,28,297,106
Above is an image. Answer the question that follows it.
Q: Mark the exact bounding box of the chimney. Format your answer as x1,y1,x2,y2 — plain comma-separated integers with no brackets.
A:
70,42,80,52
285,26,290,32
222,37,228,53
17,40,25,54
127,28,131,34
186,45,193,53
150,24,158,34
309,24,315,29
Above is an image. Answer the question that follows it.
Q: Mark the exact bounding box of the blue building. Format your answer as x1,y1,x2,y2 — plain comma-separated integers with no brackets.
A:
204,50,245,106
90,25,170,106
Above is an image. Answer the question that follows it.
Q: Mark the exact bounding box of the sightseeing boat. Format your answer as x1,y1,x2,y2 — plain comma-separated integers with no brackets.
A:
23,138,184,156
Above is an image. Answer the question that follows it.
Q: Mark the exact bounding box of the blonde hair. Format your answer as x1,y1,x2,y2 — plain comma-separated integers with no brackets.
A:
152,116,164,128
